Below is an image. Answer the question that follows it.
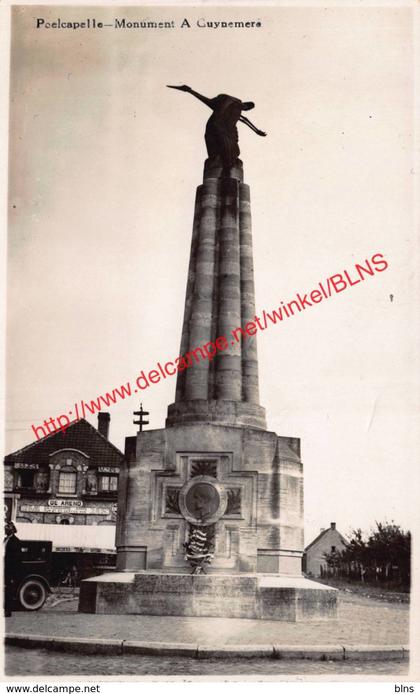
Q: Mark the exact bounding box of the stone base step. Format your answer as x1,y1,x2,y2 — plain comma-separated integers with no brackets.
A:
79,572,337,621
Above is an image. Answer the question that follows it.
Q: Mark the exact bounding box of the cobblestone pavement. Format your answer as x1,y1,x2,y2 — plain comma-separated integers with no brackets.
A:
4,646,409,678
5,591,409,647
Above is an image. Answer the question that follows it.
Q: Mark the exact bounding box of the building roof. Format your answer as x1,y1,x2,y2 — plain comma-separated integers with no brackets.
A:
4,418,124,468
304,525,348,553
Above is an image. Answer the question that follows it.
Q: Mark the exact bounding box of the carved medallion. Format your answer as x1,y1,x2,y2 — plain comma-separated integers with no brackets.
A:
178,475,227,526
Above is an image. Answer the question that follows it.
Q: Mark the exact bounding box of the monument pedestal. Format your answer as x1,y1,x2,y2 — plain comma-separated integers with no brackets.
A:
79,421,337,620
114,423,304,576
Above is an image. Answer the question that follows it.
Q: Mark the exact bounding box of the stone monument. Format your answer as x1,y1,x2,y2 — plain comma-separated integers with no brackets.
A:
79,87,337,620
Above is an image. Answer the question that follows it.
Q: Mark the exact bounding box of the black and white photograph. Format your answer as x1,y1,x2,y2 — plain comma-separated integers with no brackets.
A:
1,1,419,685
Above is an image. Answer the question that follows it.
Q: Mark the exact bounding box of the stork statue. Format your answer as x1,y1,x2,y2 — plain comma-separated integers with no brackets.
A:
167,85,266,167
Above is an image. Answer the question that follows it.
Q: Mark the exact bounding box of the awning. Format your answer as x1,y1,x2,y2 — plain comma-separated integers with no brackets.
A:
15,522,116,554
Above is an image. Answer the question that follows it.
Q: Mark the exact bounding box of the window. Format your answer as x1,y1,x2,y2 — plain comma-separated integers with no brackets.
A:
99,475,118,492
58,470,77,495
36,469,49,491
16,470,36,489
331,545,336,552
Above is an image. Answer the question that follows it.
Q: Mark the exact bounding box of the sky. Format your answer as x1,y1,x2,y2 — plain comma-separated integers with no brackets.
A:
5,4,418,546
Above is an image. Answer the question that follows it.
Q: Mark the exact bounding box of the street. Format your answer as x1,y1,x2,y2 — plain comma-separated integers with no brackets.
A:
5,646,408,677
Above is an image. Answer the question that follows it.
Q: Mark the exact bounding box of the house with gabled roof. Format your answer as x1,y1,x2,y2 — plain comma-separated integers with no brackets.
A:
4,413,125,583
302,522,347,577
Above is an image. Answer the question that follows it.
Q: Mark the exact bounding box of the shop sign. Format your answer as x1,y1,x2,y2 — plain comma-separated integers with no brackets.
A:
48,499,83,508
55,547,116,554
20,504,109,515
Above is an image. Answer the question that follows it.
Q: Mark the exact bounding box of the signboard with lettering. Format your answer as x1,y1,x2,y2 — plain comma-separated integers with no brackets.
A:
15,463,39,470
98,467,120,474
48,499,83,508
20,505,110,515
55,546,116,554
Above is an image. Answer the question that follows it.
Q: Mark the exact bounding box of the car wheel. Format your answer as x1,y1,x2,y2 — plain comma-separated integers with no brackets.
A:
18,578,47,611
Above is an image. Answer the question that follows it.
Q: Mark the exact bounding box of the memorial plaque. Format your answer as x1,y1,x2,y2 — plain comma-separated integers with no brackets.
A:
178,476,227,526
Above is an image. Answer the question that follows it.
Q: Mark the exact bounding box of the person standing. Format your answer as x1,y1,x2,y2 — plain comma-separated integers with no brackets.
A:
4,521,21,617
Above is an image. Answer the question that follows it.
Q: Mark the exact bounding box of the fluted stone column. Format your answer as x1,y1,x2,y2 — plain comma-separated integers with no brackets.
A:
167,158,266,430
215,176,242,400
239,184,260,404
175,188,202,403
183,178,218,401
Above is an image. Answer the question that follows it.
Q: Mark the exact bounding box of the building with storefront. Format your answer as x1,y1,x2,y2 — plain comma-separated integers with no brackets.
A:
4,413,124,583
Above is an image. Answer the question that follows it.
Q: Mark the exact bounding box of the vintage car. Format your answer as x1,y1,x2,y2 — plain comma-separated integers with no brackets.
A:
14,540,52,610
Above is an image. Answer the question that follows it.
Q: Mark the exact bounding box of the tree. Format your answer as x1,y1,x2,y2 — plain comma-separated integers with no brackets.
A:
323,521,410,589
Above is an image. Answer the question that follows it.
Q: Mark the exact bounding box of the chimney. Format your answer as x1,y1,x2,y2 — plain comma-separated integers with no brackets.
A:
97,412,110,439
330,522,336,530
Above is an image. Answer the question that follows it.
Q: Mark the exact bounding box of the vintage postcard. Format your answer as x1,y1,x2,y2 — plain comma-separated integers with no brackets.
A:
1,0,419,686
